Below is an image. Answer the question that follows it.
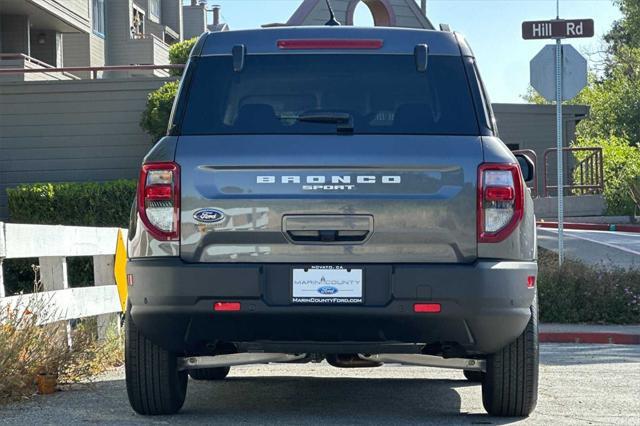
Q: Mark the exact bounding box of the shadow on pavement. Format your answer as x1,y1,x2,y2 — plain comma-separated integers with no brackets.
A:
0,376,525,425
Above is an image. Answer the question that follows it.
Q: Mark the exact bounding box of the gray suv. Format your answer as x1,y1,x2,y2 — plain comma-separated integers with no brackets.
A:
126,26,539,417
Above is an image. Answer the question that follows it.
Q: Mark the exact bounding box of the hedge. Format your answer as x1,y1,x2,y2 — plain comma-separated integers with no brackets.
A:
7,180,136,227
538,249,640,324
4,181,136,295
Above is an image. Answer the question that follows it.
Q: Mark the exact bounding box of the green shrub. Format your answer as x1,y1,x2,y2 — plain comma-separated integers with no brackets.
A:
572,135,640,215
537,249,640,324
139,80,179,143
7,181,136,227
4,181,136,295
140,38,197,141
168,37,197,76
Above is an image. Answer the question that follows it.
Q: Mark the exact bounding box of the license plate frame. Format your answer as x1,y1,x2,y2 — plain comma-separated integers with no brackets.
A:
291,266,363,305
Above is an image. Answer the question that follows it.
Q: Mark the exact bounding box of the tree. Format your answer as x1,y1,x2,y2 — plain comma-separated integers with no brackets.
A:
140,37,198,141
604,0,640,61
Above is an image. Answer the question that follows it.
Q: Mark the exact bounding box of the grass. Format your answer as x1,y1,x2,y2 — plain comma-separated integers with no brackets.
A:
0,300,124,405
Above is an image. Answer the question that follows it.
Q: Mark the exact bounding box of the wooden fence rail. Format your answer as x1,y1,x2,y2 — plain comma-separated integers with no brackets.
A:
0,223,127,338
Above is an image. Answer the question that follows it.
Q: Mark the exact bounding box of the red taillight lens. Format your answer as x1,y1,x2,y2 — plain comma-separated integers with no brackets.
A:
414,303,441,313
214,302,241,312
485,186,515,202
137,162,180,241
527,276,536,289
477,163,524,243
277,39,384,50
145,184,172,200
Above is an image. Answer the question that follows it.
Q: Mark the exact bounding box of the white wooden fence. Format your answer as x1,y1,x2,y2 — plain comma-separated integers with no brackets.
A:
0,222,126,338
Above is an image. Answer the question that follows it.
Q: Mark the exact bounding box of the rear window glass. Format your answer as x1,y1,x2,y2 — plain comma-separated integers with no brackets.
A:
180,54,479,135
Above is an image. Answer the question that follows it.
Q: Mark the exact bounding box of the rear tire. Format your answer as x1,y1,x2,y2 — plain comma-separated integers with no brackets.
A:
463,370,484,382
189,367,230,381
125,310,188,415
481,298,539,417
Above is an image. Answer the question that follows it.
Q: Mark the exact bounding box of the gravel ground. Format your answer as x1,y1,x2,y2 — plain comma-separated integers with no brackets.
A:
1,344,639,425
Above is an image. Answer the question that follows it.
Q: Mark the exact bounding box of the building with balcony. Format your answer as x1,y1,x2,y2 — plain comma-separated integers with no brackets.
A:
0,0,222,80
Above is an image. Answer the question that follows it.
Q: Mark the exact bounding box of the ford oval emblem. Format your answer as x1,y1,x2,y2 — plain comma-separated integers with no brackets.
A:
318,286,339,295
193,208,225,223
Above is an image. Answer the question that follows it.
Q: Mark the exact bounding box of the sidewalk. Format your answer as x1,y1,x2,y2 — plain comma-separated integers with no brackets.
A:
540,323,640,345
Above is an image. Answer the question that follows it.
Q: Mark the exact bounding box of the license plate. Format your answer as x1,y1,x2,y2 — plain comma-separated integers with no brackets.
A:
292,266,363,304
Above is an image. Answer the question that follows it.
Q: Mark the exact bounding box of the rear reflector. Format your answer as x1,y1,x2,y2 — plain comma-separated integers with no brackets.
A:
413,303,441,313
527,276,536,289
277,39,384,50
214,302,241,312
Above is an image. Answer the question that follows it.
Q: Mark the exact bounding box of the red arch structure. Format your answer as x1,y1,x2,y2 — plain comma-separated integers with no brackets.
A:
346,0,396,27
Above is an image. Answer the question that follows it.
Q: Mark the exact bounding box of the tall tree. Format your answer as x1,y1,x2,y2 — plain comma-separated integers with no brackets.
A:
604,0,640,60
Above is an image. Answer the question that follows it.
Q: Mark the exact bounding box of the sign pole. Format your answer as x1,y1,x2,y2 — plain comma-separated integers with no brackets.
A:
555,5,565,265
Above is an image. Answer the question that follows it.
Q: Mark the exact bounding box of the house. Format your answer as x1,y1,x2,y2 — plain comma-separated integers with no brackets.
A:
184,1,228,39
0,0,225,80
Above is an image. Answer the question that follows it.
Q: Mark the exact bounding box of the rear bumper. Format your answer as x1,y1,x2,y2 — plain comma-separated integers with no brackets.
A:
127,259,537,355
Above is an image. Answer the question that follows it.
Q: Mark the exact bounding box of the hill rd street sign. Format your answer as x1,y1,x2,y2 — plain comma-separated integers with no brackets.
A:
522,19,594,40
523,14,594,265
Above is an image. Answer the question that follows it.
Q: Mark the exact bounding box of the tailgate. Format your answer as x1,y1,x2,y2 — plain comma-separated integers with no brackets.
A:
178,135,482,263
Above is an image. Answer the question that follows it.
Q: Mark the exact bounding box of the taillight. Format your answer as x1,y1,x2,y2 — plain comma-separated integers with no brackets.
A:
138,162,180,241
477,163,524,243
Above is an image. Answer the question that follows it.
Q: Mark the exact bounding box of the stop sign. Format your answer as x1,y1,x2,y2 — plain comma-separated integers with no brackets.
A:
530,44,588,102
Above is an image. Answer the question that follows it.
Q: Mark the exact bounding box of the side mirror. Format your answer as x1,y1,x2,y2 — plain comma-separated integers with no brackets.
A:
515,154,535,183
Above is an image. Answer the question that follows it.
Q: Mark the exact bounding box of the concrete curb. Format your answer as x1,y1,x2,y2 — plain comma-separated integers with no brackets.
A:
539,324,640,344
539,332,640,345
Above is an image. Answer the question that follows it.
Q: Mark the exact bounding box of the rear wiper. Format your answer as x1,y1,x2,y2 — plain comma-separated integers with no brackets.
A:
297,112,353,133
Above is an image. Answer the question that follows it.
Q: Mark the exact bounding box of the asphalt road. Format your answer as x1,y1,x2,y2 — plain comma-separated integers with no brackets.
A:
538,228,640,269
1,344,639,425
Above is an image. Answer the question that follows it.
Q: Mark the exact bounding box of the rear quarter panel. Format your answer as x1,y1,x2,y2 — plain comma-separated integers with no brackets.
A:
478,137,537,261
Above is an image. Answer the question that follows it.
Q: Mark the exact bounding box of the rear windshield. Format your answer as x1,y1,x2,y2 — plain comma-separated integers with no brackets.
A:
179,54,479,135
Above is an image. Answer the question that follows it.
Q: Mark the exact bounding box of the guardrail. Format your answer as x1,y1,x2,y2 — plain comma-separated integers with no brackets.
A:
543,147,604,197
0,223,127,339
0,63,185,79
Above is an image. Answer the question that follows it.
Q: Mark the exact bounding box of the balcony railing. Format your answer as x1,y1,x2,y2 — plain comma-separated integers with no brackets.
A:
0,53,80,81
543,147,604,197
0,63,185,80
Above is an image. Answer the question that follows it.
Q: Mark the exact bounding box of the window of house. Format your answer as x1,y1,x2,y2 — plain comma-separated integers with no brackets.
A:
92,0,105,37
131,7,145,39
149,0,161,22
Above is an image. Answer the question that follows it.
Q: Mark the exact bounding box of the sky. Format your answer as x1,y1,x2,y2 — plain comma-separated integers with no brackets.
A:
192,0,622,103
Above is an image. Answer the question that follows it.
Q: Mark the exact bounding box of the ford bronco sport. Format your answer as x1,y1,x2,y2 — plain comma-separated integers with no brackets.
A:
126,26,539,417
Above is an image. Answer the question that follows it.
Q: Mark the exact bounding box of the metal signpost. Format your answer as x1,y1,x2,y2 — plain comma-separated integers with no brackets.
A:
523,5,593,265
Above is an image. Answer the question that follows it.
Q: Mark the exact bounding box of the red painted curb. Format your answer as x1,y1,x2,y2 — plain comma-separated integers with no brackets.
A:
537,222,640,233
540,332,640,345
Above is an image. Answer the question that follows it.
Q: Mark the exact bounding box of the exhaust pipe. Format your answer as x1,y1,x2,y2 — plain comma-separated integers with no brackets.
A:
178,353,306,371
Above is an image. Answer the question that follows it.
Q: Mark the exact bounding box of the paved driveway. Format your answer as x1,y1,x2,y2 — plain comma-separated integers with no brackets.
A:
538,228,640,269
1,344,639,425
